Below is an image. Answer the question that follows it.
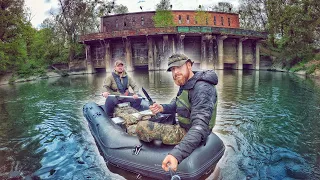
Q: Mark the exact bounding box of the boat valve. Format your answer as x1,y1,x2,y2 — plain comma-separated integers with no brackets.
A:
132,144,143,155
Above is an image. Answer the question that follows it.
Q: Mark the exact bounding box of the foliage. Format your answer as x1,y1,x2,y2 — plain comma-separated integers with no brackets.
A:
195,7,210,26
152,0,175,28
239,0,320,70
211,2,236,13
239,0,267,31
152,10,175,27
0,0,127,78
155,0,171,10
113,4,129,14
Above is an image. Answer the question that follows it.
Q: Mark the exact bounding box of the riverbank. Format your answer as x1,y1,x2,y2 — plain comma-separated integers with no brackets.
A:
0,70,89,86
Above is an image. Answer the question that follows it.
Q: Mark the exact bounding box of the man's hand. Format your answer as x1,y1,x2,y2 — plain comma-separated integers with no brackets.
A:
133,94,139,99
149,103,164,114
123,90,129,96
162,154,178,172
102,92,110,98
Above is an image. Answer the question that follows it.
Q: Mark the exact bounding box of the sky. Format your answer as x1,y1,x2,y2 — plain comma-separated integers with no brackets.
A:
25,0,239,28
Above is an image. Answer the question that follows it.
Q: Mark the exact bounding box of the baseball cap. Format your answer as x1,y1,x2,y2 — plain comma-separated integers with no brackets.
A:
167,54,193,71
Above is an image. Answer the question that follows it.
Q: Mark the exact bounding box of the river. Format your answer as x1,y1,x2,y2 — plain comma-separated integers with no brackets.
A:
0,70,319,179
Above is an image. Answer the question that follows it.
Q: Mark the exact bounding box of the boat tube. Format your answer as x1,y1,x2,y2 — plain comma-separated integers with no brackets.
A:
83,102,225,180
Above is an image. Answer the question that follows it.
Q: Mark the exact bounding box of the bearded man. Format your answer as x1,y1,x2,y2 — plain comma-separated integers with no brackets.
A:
135,54,219,172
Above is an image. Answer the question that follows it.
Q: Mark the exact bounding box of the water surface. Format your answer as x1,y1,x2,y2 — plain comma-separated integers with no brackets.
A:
0,70,319,179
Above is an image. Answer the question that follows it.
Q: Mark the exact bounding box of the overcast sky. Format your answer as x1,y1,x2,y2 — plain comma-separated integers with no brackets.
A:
25,0,239,28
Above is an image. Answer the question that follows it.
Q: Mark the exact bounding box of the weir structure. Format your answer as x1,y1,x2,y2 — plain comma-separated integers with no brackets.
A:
80,10,267,73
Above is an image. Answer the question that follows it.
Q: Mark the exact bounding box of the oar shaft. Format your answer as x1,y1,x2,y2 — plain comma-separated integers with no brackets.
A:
96,94,144,99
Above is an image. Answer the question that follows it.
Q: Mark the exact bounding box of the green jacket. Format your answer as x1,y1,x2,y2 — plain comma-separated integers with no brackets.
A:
103,70,139,95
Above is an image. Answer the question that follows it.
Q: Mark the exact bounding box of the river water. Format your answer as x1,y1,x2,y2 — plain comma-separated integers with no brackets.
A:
0,70,319,180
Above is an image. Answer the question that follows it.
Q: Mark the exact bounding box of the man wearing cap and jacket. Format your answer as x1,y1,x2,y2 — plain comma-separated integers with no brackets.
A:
102,60,142,116
135,53,219,172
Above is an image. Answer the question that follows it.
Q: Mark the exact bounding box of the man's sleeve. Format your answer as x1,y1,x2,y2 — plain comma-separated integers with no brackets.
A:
103,75,119,94
169,82,216,163
161,98,177,114
128,76,139,94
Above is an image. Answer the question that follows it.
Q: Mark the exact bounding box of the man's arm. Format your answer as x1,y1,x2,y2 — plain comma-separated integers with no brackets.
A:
103,75,120,95
161,98,177,114
169,81,217,163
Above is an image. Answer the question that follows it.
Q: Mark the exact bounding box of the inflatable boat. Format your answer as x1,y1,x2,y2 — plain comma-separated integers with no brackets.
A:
83,102,225,180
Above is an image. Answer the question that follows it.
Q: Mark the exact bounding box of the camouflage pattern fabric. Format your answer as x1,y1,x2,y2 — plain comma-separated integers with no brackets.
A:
114,106,187,144
135,121,186,145
114,106,152,136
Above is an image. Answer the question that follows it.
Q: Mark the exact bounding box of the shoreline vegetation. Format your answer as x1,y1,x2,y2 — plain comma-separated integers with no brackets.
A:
1,65,319,86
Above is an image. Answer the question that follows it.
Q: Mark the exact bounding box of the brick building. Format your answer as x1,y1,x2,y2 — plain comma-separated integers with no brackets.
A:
80,10,267,72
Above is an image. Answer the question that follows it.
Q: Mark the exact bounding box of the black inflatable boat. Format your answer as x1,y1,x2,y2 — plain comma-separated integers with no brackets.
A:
83,102,225,180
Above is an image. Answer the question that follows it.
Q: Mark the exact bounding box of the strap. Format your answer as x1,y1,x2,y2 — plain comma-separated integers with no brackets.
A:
112,72,128,94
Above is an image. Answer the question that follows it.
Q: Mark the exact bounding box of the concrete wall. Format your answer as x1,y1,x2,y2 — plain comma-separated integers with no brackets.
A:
110,39,125,65
224,38,237,64
184,36,201,63
243,39,254,65
131,37,148,67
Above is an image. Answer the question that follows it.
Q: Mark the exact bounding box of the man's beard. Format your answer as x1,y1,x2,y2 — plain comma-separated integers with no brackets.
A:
173,70,189,86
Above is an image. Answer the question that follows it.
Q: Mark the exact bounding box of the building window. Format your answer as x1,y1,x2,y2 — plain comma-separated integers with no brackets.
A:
141,17,144,25
179,15,182,24
214,16,216,25
221,17,224,26
206,17,208,25
116,20,118,28
124,21,127,26
228,18,231,26
187,15,190,24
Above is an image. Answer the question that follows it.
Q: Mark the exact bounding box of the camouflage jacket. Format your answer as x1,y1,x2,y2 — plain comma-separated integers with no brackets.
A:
161,70,218,163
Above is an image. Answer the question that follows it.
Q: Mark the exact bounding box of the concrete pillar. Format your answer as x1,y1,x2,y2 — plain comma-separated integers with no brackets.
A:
177,34,185,54
85,44,95,74
163,35,169,70
201,35,207,70
208,37,214,70
255,41,260,70
237,37,247,70
124,37,133,71
147,36,155,71
217,35,227,70
105,40,112,72
153,39,159,70
172,36,176,53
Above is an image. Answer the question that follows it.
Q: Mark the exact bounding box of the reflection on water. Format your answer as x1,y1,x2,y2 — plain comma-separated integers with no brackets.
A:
0,70,319,179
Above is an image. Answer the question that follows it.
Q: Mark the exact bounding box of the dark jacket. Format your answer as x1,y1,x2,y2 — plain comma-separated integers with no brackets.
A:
161,70,218,163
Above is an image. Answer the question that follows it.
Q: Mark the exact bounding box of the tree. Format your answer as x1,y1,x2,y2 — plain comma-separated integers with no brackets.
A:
0,0,26,72
211,2,236,13
113,4,129,14
152,0,175,28
155,0,171,10
239,0,267,31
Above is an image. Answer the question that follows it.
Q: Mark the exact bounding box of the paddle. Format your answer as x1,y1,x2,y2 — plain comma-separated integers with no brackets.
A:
95,94,145,99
